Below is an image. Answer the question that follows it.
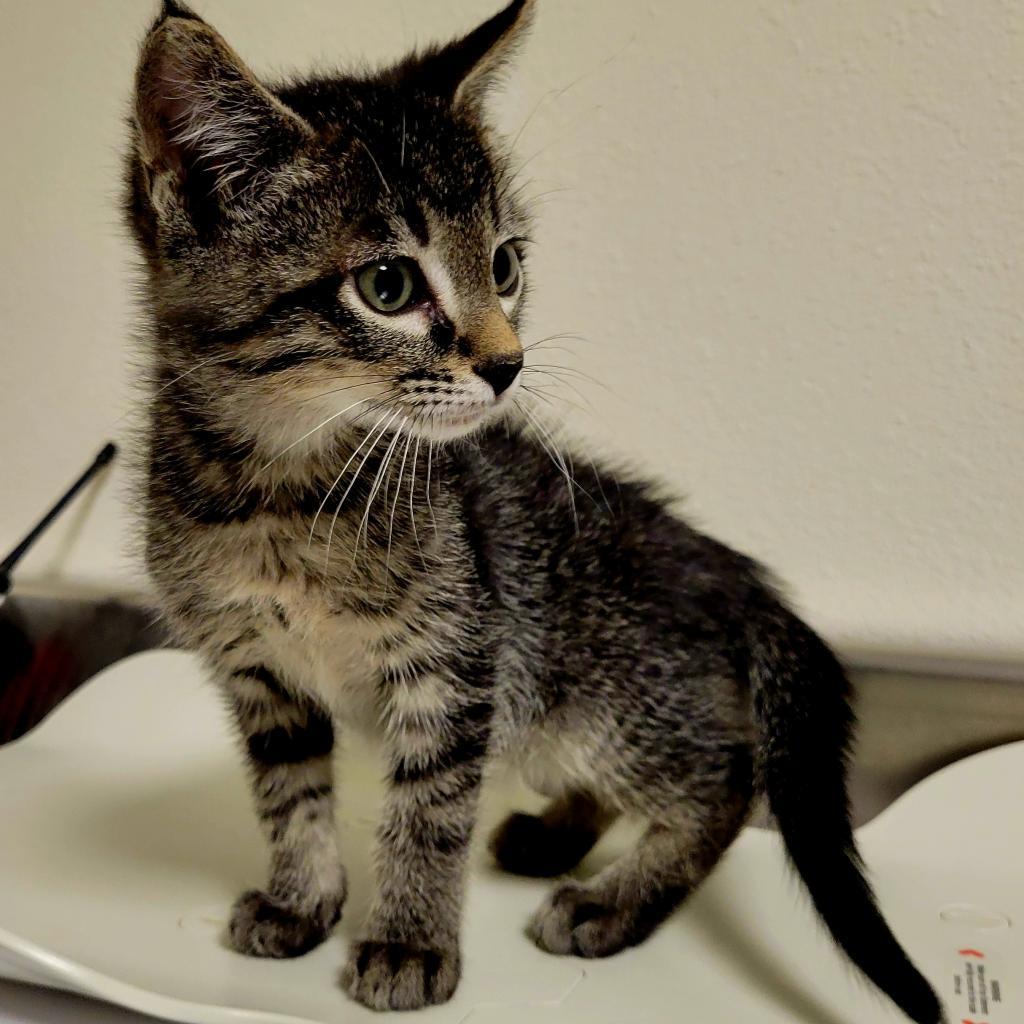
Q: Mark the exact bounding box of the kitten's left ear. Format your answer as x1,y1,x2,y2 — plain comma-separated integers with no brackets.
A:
415,0,536,111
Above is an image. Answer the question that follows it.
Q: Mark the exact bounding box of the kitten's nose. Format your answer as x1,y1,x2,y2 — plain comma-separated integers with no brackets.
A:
475,356,523,398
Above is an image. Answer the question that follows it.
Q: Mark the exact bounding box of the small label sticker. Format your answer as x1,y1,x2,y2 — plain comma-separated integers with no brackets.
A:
949,947,1007,1022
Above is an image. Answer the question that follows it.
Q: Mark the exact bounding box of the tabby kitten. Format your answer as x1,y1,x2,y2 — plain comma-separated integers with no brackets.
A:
126,2,942,1020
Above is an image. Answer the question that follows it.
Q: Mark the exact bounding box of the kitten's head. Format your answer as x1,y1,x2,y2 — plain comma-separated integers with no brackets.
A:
128,0,536,456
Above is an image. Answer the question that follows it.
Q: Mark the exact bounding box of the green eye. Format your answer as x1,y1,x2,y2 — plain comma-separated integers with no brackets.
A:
493,242,521,296
356,259,417,314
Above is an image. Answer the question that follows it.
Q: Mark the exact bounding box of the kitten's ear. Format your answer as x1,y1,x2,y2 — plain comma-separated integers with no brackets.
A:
415,0,536,112
133,4,311,217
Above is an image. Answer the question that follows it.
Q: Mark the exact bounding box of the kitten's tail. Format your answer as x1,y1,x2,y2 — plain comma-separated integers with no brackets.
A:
747,596,944,1024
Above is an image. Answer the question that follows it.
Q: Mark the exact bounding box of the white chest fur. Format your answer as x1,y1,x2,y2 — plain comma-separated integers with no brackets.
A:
250,588,390,735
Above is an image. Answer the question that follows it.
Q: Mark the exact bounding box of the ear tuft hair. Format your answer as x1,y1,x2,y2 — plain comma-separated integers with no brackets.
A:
413,0,536,112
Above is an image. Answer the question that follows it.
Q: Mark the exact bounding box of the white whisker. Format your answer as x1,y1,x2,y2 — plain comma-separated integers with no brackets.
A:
524,369,593,411
260,393,386,473
115,353,234,425
588,453,615,517
296,378,394,406
324,410,401,567
356,137,392,195
351,417,407,573
524,332,591,353
156,353,233,394
426,440,438,536
385,431,415,596
530,362,608,392
521,403,580,533
521,382,590,419
308,410,391,551
410,436,424,563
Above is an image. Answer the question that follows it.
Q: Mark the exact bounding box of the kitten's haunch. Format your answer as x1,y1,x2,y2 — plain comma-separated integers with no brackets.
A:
124,1,941,1020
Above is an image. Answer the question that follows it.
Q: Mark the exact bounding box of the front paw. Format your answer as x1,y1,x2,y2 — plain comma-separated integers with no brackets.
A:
341,940,460,1011
226,889,343,959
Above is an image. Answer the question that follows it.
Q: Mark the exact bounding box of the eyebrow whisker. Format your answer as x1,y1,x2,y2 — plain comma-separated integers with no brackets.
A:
356,137,392,196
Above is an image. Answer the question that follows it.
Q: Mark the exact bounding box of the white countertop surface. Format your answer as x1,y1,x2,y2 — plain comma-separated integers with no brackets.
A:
2,651,1021,1023
0,980,153,1023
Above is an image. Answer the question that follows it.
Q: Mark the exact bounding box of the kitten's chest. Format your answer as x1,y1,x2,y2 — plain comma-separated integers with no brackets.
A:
202,514,456,733
216,524,397,732
256,587,390,733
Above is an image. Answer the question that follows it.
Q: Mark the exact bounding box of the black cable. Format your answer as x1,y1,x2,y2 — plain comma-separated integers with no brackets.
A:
0,442,118,597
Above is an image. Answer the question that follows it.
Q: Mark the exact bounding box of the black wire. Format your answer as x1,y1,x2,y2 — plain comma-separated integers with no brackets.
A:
0,442,118,597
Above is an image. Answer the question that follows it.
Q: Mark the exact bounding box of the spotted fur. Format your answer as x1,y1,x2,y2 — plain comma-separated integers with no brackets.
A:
125,2,941,1019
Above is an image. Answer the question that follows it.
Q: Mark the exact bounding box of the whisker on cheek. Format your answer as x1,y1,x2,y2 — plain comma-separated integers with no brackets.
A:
349,418,408,574
409,437,424,563
522,369,594,411
258,393,392,474
528,363,608,392
385,431,415,598
426,440,438,536
295,378,396,406
325,410,402,567
520,384,591,419
308,407,394,551
517,400,582,534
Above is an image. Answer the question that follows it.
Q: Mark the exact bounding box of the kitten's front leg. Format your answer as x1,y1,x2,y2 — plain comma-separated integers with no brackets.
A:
219,664,347,958
342,665,492,1011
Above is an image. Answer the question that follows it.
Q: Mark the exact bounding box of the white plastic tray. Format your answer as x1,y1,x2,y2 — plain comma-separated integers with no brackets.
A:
1,651,1019,1022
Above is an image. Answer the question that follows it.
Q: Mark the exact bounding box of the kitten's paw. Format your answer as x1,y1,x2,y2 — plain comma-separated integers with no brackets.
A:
489,812,595,878
528,882,647,959
341,940,460,1011
226,889,343,959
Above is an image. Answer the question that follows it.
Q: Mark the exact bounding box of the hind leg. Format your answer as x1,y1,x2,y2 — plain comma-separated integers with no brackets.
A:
529,793,748,958
490,790,618,878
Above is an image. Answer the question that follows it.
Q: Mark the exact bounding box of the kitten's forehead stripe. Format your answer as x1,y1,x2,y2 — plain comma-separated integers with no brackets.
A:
357,215,396,245
400,200,430,248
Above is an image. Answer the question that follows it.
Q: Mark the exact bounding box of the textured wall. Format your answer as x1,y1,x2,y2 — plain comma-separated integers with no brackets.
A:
1,1,1021,662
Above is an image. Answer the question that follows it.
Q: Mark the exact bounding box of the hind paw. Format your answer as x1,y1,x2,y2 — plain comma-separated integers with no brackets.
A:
489,812,597,878
528,882,652,959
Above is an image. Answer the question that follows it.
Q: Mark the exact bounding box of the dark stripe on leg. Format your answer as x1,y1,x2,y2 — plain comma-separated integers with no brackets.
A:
392,730,489,785
248,715,334,766
260,783,333,823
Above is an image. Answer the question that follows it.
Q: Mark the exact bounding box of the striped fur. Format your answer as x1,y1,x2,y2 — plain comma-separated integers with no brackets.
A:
125,3,941,1020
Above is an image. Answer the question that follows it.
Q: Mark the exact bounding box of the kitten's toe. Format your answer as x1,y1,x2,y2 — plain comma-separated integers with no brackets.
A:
342,940,460,1011
226,889,343,959
528,882,647,959
489,812,595,878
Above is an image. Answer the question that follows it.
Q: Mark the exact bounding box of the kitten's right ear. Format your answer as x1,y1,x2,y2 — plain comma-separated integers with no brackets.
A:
133,4,311,223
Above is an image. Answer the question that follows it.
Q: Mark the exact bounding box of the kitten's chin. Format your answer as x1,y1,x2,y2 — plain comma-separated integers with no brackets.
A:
394,401,509,443
410,411,494,443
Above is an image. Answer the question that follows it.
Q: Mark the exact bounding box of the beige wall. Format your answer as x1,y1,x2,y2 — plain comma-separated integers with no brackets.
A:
1,1,1021,663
